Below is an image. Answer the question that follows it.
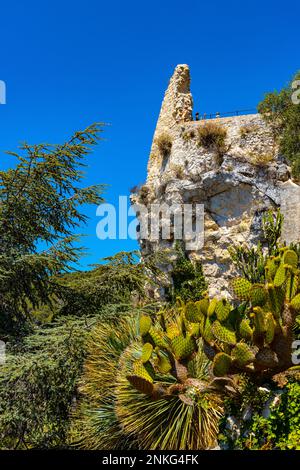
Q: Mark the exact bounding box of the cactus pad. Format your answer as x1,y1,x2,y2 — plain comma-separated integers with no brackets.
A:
185,301,202,323
249,284,267,307
156,352,172,374
171,334,196,360
139,315,152,336
166,323,180,339
239,319,253,341
207,298,218,317
215,299,231,322
291,293,300,311
201,318,214,343
231,277,252,300
253,307,266,334
141,343,153,363
133,360,154,383
211,320,237,345
274,265,287,287
255,347,278,368
212,352,232,377
265,312,276,344
196,298,209,316
231,342,255,366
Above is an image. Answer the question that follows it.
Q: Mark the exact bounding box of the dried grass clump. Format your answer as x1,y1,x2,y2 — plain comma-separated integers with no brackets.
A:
197,122,228,155
239,124,260,139
156,133,173,157
247,151,275,166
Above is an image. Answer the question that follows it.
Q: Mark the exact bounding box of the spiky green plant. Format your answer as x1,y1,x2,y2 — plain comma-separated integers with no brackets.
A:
180,246,300,383
71,308,223,450
69,317,138,450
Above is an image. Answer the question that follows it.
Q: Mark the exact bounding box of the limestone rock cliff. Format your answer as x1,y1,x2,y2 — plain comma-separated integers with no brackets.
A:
137,65,300,296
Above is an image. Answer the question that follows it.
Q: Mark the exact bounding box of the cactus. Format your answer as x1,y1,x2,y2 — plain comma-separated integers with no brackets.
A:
141,343,153,363
139,315,152,336
249,284,267,306
232,277,252,300
239,319,253,340
171,245,300,382
185,301,202,323
213,353,232,377
171,334,196,360
231,343,255,366
211,321,237,345
215,299,231,322
255,347,278,368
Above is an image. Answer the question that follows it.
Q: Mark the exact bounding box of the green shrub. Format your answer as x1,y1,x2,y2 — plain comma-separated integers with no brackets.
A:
166,242,207,303
258,71,300,179
0,318,90,449
219,379,300,449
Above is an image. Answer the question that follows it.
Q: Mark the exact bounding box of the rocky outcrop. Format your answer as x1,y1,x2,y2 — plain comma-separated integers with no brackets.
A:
137,65,300,296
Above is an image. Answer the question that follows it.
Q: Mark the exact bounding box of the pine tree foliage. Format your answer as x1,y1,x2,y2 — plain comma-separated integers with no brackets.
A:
258,71,300,178
0,124,105,329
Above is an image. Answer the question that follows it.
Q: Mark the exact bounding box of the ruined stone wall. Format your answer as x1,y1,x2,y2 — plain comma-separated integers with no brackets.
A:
138,65,300,297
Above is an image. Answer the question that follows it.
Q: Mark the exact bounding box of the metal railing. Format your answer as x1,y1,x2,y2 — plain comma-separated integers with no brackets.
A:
194,108,257,121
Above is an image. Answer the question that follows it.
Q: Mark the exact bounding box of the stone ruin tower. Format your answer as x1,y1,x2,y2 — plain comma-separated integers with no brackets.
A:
136,64,300,297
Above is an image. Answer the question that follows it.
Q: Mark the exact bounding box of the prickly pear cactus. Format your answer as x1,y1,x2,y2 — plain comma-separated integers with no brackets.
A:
181,246,300,382
126,246,300,400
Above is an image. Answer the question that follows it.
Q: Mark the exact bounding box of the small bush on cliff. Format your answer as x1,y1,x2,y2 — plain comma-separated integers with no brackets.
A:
197,122,228,155
258,71,300,179
239,124,260,139
155,133,173,158
166,242,207,303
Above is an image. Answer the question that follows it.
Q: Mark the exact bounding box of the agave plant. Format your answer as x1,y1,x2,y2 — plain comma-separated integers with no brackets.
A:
69,317,137,450
71,310,223,450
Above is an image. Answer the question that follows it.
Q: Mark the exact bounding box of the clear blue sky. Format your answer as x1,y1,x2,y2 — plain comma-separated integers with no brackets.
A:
0,0,299,268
